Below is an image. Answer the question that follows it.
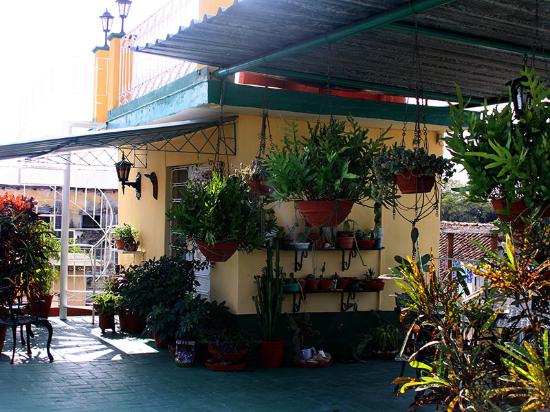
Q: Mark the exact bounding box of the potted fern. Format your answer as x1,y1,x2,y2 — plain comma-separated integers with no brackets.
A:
265,117,387,227
168,172,270,262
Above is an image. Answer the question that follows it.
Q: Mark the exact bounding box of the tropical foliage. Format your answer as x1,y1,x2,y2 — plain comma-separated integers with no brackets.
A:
264,117,388,202
446,68,550,208
167,172,269,252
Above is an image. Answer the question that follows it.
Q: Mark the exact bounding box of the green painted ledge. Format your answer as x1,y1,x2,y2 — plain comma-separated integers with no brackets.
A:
108,70,454,128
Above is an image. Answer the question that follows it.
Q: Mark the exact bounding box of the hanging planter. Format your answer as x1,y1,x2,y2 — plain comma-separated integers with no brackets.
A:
196,240,240,262
296,200,354,227
395,170,436,194
265,117,388,227
167,173,268,263
249,177,270,195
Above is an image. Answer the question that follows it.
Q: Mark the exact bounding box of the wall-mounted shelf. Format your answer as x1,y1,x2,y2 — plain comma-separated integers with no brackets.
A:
116,250,145,255
282,247,383,272
284,289,379,313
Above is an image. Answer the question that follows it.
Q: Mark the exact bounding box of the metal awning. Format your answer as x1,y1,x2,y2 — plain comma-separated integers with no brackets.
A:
0,117,238,166
137,0,550,102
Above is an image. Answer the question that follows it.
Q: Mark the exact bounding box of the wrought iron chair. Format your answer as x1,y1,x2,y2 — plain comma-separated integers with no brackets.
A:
0,284,54,364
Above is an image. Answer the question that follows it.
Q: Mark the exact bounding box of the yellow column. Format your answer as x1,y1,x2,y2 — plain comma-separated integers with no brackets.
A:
92,47,110,123
107,34,124,112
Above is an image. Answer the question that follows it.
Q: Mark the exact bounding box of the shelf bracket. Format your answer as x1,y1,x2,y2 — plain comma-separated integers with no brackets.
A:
341,249,357,271
294,250,308,272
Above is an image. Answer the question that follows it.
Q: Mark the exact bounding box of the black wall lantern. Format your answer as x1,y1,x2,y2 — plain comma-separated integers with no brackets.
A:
99,9,114,49
116,0,132,35
508,75,530,119
115,153,141,199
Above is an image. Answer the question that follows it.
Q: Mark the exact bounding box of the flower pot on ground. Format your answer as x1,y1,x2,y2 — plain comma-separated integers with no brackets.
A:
374,145,453,196
113,223,140,251
168,173,271,263
265,117,388,227
118,309,146,334
93,292,118,333
203,328,252,371
446,68,550,218
253,241,285,368
370,323,400,359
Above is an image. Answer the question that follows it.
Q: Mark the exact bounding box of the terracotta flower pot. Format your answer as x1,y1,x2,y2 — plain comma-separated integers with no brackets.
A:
319,278,334,291
196,240,239,262
260,339,285,368
29,294,53,318
249,177,270,195
208,346,248,363
305,278,320,292
337,277,353,290
336,235,355,250
364,279,385,292
357,239,376,250
98,313,115,333
396,171,435,194
115,239,125,250
295,200,354,227
119,310,146,334
491,198,529,222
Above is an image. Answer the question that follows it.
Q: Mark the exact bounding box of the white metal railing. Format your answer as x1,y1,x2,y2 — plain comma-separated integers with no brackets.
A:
118,0,199,105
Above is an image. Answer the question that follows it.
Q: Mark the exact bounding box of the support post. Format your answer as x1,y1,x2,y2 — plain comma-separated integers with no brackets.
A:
59,154,71,320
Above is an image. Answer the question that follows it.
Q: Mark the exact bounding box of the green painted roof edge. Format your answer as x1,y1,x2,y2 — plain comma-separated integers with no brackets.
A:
208,81,454,126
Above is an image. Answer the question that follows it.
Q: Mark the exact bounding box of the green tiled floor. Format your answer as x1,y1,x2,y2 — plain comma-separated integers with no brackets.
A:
0,317,420,412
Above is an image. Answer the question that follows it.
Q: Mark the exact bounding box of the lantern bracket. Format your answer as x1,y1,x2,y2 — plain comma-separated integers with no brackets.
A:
121,172,141,199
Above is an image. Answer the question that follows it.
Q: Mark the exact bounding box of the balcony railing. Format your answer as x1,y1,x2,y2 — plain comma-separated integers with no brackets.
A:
118,0,199,106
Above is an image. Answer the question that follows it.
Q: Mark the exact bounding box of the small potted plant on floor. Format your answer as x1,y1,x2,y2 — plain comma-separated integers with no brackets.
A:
374,144,454,195
265,117,387,227
204,328,252,371
93,292,118,333
168,172,271,262
174,295,210,367
146,303,177,348
253,240,285,368
371,323,400,359
113,223,139,251
446,68,550,222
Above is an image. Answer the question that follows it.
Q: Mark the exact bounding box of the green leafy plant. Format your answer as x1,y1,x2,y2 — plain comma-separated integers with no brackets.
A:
167,172,270,252
253,241,284,341
264,117,388,202
117,256,198,317
113,223,139,243
446,67,550,208
93,292,119,316
371,323,400,353
373,144,454,190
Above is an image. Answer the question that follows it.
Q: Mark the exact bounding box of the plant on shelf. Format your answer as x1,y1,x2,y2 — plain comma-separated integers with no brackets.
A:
446,67,550,221
93,292,118,333
355,229,376,250
264,117,388,226
374,144,454,196
167,172,273,262
253,240,285,368
363,268,384,291
113,223,140,251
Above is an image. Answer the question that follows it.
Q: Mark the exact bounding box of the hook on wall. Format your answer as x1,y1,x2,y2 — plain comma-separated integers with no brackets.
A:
144,172,158,200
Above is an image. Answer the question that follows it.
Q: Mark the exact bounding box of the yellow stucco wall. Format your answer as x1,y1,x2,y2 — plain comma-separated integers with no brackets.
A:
118,112,445,314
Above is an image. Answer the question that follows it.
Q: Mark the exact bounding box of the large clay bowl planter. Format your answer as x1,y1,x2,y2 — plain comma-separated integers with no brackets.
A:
260,339,285,368
396,171,435,194
196,240,239,262
29,294,53,318
208,346,248,363
295,200,353,227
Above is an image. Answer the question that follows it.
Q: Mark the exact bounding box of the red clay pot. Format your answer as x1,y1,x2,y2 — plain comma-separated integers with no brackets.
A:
119,310,146,334
305,278,320,292
98,314,115,333
196,240,239,262
115,239,125,250
364,279,385,292
491,198,532,222
260,339,285,368
295,200,354,227
337,277,353,290
29,294,53,318
249,178,270,195
319,278,334,291
336,233,355,249
357,239,376,250
208,346,248,363
396,171,435,194
155,336,168,349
